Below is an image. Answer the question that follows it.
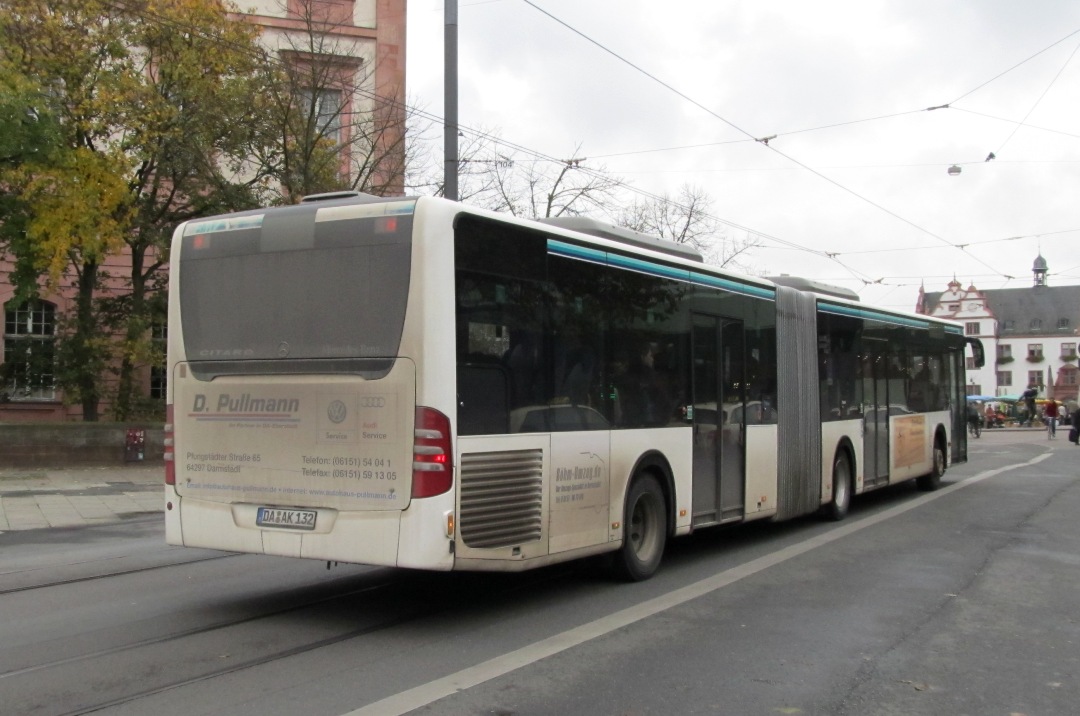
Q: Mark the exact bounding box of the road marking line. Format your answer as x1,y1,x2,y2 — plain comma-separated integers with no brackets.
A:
343,454,1053,716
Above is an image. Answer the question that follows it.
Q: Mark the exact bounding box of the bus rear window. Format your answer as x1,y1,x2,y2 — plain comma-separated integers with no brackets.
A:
179,202,413,368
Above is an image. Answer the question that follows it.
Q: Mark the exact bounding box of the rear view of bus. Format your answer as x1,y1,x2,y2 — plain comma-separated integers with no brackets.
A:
164,195,455,569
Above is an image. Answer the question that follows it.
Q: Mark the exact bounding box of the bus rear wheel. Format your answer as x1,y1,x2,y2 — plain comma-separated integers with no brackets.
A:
611,474,667,581
917,437,946,491
824,451,852,521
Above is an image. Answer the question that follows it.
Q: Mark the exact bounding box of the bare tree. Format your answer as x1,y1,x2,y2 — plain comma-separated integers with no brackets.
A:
482,145,623,220
414,131,623,219
620,184,762,270
407,126,506,204
252,0,414,202
412,133,765,273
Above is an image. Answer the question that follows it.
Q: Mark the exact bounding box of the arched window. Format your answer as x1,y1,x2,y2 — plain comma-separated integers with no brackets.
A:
2,299,57,400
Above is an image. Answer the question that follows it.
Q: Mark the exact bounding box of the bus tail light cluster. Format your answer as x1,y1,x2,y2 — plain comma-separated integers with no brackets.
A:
164,403,175,486
412,407,453,498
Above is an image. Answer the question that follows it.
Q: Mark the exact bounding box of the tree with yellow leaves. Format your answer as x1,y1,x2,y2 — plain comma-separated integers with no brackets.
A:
0,0,271,420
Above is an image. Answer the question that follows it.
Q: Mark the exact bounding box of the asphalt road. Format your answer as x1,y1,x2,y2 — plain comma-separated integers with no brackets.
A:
0,430,1076,716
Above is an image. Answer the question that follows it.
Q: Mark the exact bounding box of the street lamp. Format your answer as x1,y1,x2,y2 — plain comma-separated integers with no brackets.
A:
947,165,962,176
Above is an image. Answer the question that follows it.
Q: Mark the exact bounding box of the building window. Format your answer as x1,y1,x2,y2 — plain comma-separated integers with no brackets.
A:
1027,344,1043,360
1063,369,1078,386
1030,319,1042,330
997,371,1012,387
948,303,960,311
965,322,980,335
997,344,1012,361
2,299,57,401
1028,371,1044,388
966,384,981,396
300,88,343,144
1062,343,1077,359
965,357,976,370
1002,319,1015,330
150,322,167,400
1059,318,1070,329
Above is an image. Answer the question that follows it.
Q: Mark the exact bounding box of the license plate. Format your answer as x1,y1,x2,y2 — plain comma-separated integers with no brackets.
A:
257,507,317,530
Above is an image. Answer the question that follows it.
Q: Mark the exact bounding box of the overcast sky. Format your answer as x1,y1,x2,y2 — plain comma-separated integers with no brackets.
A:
405,0,1080,310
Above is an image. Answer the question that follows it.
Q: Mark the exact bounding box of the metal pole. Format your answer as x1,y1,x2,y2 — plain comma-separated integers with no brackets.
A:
444,0,459,201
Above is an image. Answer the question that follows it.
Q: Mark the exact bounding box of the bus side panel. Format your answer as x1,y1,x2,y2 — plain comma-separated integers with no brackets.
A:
548,431,610,554
454,434,551,564
887,411,948,484
744,424,778,520
609,428,693,538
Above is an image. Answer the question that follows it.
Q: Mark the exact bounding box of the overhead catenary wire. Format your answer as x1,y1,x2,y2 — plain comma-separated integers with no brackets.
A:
994,37,1080,154
516,0,1021,283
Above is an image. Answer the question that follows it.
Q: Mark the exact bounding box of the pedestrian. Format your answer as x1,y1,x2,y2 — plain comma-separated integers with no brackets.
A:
1021,386,1038,427
1071,406,1080,445
1044,400,1059,439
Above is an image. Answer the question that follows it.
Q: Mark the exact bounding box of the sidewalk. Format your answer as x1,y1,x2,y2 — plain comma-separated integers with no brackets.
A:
0,463,162,532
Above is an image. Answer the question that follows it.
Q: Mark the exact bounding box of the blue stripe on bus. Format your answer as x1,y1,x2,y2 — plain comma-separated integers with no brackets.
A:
689,272,776,299
547,240,775,300
548,240,606,264
819,302,957,332
184,215,264,236
607,253,692,281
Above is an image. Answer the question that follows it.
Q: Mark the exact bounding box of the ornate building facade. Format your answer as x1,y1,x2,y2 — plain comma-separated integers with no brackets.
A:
916,255,1080,405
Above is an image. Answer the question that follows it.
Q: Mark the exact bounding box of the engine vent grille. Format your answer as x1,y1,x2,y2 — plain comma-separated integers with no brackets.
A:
459,449,543,549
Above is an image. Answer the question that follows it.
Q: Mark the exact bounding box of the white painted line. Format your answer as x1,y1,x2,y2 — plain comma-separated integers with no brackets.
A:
343,454,1052,716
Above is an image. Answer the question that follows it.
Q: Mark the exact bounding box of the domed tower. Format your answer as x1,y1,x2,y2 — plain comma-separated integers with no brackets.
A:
1033,254,1048,287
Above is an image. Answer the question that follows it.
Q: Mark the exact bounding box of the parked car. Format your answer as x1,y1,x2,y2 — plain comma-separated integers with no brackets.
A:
509,404,610,433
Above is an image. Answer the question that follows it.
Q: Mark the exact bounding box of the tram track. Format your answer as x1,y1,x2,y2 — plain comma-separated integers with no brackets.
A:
0,552,239,595
0,573,400,680
8,563,584,716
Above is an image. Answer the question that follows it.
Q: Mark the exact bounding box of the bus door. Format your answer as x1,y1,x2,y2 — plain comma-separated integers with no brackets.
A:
691,314,746,526
861,338,890,486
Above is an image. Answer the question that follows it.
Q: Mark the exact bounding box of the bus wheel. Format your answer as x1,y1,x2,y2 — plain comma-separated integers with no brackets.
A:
824,451,852,521
917,437,946,491
611,474,667,581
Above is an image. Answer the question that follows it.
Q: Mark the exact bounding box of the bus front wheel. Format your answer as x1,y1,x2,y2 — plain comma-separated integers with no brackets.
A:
611,474,667,581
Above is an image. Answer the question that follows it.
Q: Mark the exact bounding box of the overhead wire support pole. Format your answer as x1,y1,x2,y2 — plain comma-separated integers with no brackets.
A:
444,0,459,202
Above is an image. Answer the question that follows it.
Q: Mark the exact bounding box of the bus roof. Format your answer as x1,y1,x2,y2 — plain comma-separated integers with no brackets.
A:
537,216,704,263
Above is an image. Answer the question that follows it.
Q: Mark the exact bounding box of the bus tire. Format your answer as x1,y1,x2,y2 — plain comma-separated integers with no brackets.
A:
611,473,667,582
916,436,946,491
824,450,852,521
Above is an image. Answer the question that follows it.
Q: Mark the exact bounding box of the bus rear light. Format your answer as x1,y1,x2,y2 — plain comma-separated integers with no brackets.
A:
412,407,453,498
375,216,398,233
164,404,175,486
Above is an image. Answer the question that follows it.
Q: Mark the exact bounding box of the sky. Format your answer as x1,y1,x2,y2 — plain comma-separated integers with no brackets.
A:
404,0,1080,311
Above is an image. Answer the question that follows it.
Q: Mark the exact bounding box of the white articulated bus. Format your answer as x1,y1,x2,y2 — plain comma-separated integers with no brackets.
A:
164,193,983,580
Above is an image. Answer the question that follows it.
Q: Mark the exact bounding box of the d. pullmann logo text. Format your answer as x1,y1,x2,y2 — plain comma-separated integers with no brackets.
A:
192,393,300,413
